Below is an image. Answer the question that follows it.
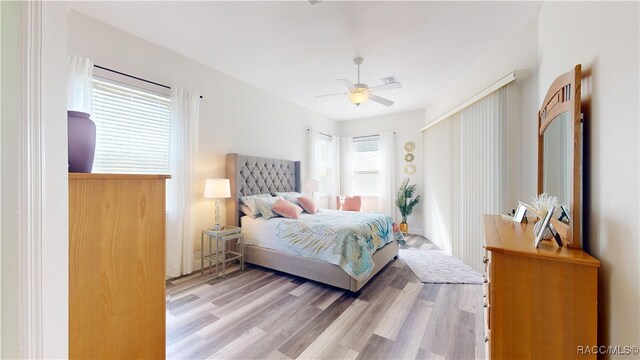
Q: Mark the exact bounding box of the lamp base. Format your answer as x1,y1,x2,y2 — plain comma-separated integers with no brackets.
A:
212,200,223,231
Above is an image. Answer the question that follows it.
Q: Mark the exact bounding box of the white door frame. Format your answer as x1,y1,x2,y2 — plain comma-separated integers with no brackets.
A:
20,1,44,358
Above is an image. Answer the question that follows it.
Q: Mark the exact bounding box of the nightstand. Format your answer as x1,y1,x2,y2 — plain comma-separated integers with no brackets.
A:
201,225,243,278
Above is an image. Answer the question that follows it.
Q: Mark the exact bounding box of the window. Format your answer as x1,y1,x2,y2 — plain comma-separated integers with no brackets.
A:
91,76,171,174
316,134,332,194
352,135,381,195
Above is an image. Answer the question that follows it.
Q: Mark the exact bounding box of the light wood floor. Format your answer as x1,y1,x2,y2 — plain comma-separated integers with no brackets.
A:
166,235,485,360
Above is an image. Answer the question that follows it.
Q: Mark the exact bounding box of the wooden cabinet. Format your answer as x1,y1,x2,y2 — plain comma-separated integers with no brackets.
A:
483,215,599,359
69,174,169,359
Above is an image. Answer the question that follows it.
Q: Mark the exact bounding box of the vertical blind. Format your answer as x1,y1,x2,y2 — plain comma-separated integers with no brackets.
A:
453,87,506,271
91,77,171,174
352,135,381,195
423,87,506,272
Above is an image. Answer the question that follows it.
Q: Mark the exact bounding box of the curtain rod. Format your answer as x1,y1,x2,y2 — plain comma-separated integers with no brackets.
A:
353,132,395,139
306,128,332,138
306,129,395,138
94,64,203,99
419,71,515,132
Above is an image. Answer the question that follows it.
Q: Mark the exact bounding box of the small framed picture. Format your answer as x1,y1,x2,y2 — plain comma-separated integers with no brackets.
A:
513,204,528,223
558,205,571,223
534,208,555,248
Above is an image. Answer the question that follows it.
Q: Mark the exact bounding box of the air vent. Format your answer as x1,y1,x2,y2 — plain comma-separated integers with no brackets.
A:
381,76,399,84
309,0,323,5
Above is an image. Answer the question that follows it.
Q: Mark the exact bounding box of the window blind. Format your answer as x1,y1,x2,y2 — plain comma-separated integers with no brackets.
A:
352,135,381,195
91,77,171,174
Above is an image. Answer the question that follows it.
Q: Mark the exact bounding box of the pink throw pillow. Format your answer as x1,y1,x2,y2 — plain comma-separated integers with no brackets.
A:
297,195,318,214
272,198,303,219
342,196,362,211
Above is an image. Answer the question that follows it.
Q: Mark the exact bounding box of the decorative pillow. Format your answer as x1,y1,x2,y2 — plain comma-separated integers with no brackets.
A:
297,195,318,214
239,204,259,218
342,196,362,212
272,198,303,219
254,196,284,219
274,191,303,205
240,194,273,216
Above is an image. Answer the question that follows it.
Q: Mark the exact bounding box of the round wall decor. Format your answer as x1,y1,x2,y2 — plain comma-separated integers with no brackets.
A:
404,141,415,152
404,153,415,163
404,164,416,175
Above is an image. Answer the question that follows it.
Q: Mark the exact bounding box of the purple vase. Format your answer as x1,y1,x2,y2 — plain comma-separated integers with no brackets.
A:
68,111,96,173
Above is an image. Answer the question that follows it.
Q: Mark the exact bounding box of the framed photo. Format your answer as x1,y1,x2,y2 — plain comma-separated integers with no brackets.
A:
548,222,563,247
558,205,571,223
534,208,555,248
513,204,527,223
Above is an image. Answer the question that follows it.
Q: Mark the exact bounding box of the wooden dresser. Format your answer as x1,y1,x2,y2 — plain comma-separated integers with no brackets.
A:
483,215,599,359
69,174,169,359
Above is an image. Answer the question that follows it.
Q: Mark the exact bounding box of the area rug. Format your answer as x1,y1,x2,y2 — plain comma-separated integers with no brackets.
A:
399,249,483,284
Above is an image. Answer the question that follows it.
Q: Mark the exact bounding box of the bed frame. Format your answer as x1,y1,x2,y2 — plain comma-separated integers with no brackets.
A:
225,153,398,291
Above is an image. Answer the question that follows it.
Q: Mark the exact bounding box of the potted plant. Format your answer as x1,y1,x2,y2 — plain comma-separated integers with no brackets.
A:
395,178,421,234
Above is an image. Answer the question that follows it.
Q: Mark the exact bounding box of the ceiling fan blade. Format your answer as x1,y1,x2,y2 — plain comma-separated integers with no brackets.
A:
369,94,394,107
315,92,346,99
337,79,356,90
370,82,402,92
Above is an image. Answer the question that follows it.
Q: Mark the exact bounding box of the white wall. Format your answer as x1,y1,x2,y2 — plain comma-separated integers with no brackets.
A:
537,1,639,354
422,119,452,250
422,18,539,251
338,109,425,234
67,11,338,271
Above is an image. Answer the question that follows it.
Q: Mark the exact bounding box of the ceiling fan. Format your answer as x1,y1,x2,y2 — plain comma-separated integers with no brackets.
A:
315,58,402,107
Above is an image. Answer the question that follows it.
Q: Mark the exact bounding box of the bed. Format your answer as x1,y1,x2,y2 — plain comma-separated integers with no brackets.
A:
225,153,400,292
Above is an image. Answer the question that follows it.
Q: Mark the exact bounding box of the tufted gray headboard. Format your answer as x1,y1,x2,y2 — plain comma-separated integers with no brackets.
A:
226,153,301,226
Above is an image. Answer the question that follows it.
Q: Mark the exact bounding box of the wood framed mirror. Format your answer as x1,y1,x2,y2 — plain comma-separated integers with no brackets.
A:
537,64,582,248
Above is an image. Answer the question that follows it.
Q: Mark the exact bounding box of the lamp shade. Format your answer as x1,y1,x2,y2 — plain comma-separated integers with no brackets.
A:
349,91,368,106
306,179,320,192
204,178,231,199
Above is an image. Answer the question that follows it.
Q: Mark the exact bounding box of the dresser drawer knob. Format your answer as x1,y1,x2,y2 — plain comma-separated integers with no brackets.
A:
483,256,489,264
485,336,489,343
484,302,488,308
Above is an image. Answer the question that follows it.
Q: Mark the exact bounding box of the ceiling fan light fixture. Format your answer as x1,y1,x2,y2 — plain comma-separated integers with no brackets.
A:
349,90,368,106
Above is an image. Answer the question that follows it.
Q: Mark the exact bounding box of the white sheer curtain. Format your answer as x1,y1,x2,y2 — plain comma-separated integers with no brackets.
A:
378,132,396,220
327,136,341,209
67,55,93,113
166,86,200,277
340,137,354,196
307,129,320,184
308,129,341,208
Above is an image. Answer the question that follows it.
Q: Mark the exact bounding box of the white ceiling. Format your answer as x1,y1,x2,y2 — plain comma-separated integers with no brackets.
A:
70,1,541,121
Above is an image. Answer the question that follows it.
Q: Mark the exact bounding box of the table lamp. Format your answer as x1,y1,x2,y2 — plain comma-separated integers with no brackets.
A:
204,178,231,230
306,179,320,197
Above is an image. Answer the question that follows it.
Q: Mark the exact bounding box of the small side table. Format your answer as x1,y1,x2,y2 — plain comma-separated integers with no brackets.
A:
201,226,243,278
